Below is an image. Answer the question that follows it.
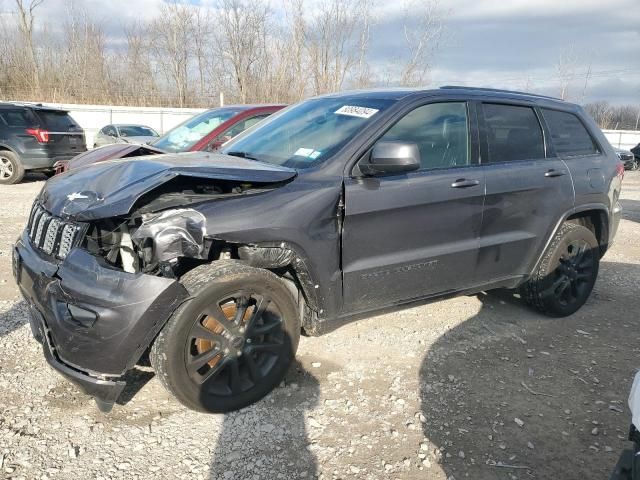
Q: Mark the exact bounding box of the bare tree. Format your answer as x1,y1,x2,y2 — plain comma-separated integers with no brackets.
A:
352,0,373,89
585,101,615,129
400,0,445,87
215,0,270,103
148,2,195,107
13,0,44,91
555,46,579,101
306,0,361,95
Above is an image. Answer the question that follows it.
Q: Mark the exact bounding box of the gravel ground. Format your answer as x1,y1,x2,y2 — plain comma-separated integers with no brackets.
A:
1,171,639,480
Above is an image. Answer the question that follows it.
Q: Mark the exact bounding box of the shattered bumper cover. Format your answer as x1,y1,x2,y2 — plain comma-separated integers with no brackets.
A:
13,231,189,408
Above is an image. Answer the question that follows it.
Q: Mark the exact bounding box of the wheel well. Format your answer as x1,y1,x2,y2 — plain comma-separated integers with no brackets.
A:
566,210,608,257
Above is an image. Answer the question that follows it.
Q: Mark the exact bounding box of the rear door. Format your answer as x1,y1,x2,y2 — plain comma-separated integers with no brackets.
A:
476,102,574,282
33,109,86,156
539,108,609,207
342,100,485,312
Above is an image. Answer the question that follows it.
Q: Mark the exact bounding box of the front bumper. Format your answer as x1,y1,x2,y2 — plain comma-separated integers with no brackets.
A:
13,231,188,408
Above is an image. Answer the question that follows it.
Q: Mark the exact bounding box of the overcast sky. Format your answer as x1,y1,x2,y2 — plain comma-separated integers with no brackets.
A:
2,0,639,104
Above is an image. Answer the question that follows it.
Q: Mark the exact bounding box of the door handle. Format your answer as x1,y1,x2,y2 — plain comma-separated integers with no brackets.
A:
451,178,480,188
544,169,567,178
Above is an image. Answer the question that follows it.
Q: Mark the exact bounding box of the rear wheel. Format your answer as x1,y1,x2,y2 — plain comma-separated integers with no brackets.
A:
150,260,300,413
632,157,639,171
522,223,599,317
0,151,25,185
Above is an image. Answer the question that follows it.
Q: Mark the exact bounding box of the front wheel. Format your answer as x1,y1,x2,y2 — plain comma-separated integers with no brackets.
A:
0,151,25,185
522,223,599,317
150,260,300,413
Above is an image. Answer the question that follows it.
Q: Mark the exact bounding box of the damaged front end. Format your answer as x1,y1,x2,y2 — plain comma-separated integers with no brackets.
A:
14,152,300,411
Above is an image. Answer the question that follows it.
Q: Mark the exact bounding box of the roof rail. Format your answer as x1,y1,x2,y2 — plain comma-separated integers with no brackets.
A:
439,85,562,101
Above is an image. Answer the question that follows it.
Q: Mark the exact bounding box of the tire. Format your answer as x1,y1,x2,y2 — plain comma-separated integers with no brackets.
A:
0,151,25,185
522,223,599,317
150,260,300,413
632,158,639,171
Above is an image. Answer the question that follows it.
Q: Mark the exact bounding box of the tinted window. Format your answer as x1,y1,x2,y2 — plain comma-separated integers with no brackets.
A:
36,110,79,131
0,109,33,127
483,104,544,162
380,102,469,170
541,108,599,156
117,125,158,137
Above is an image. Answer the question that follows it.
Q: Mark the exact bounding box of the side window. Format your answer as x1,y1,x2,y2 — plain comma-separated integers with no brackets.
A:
379,102,470,170
482,103,545,163
541,108,599,157
105,126,117,136
222,114,271,140
0,109,32,127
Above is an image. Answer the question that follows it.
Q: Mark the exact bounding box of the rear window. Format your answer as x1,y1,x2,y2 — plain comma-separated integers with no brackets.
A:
0,109,33,127
117,125,158,137
541,108,599,157
35,110,79,131
483,103,545,163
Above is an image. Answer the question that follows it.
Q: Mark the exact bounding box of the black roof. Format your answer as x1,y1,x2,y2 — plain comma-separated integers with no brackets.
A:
316,86,568,107
0,101,69,113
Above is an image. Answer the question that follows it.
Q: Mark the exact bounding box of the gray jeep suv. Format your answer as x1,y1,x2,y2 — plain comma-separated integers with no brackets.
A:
13,87,623,413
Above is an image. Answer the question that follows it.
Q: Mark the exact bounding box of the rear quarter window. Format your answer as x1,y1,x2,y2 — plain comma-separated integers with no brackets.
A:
541,108,599,157
0,109,34,127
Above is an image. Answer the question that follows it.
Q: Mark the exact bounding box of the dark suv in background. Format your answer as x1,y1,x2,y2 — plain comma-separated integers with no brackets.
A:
13,87,623,413
0,103,86,184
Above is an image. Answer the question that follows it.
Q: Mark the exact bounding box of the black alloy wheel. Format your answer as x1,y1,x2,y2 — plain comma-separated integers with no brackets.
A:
185,292,286,396
548,239,596,308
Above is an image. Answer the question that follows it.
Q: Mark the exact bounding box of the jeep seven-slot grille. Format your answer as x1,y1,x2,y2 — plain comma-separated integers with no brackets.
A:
26,203,84,259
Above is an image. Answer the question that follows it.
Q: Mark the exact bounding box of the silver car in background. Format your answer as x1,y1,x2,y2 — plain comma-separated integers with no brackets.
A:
93,124,159,148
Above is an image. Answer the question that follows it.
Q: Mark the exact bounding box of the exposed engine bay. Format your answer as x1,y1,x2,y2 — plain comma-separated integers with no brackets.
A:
81,178,282,275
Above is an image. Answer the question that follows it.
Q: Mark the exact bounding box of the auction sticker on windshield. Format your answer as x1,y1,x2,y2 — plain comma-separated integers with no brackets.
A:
334,105,379,119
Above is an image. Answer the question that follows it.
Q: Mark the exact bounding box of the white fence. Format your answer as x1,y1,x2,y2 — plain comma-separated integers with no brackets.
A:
19,102,640,152
35,102,206,147
602,130,640,151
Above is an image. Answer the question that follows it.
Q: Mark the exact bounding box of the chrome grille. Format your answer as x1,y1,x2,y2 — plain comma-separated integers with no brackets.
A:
26,203,84,259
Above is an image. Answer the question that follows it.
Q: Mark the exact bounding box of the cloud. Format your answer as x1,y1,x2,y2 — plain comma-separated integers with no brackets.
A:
7,0,640,104
369,0,640,104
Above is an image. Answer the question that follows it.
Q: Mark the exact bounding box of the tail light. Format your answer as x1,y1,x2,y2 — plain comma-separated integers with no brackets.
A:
25,128,50,143
616,161,625,179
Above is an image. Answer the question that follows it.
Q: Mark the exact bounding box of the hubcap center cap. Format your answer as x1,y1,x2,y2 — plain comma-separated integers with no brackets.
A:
230,336,245,350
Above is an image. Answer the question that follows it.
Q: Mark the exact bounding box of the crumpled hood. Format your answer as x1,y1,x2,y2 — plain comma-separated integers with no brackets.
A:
40,151,297,221
68,143,165,171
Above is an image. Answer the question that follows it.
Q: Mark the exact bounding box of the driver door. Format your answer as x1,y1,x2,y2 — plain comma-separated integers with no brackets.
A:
342,101,485,312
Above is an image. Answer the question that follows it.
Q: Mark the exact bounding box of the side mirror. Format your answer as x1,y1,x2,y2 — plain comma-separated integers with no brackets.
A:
362,141,421,175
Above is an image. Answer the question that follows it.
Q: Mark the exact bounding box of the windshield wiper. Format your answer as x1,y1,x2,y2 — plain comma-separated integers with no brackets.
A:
225,151,261,161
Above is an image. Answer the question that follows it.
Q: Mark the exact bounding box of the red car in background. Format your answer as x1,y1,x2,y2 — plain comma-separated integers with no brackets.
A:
55,104,285,174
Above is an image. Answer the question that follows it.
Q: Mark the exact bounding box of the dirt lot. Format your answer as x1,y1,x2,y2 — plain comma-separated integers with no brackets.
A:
1,172,639,480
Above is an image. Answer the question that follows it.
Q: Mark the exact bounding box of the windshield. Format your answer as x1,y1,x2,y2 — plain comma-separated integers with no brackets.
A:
118,125,158,137
221,97,395,169
152,108,242,153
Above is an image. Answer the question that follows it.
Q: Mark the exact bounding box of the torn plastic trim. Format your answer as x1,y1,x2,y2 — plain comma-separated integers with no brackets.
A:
131,208,207,265
236,242,320,312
